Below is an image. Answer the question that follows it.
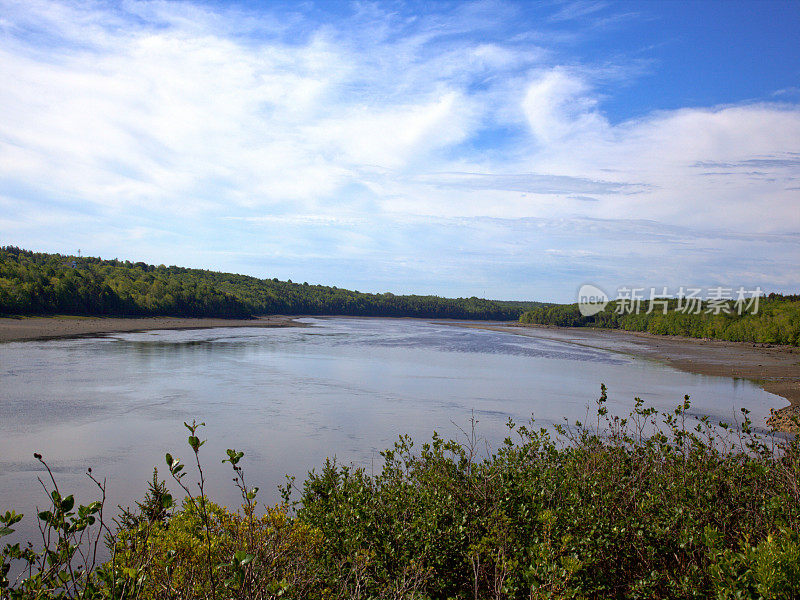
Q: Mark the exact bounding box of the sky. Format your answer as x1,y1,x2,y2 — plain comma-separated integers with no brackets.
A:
1,0,799,302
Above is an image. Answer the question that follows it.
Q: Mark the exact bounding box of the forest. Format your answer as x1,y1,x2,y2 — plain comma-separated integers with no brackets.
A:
5,245,797,345
0,247,542,321
519,296,800,346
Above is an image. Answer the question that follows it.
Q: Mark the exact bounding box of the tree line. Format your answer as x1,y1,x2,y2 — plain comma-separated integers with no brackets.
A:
519,296,800,345
0,247,542,320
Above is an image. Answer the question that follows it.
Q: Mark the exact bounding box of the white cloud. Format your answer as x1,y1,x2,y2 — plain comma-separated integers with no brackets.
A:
312,91,475,169
521,67,608,145
0,0,798,298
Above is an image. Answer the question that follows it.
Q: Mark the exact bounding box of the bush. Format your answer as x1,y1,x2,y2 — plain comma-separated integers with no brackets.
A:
2,388,799,599
293,390,800,598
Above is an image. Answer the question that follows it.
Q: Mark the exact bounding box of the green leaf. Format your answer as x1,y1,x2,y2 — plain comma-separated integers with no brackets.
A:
240,553,255,566
1,511,23,526
60,495,74,512
0,526,14,538
234,550,255,566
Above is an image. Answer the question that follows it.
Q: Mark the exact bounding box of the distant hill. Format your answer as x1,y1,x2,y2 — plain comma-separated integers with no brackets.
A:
0,246,546,321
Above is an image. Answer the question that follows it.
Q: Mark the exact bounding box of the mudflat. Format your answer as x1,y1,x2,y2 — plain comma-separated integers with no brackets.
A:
4,316,798,431
453,322,800,431
0,315,305,343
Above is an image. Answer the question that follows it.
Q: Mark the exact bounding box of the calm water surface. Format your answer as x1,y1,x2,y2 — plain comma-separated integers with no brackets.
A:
0,317,781,536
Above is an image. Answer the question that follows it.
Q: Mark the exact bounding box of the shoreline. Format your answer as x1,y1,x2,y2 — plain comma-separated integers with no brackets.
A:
450,322,800,432
0,315,306,342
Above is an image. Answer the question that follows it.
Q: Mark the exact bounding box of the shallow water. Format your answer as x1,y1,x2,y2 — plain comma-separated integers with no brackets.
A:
0,317,781,540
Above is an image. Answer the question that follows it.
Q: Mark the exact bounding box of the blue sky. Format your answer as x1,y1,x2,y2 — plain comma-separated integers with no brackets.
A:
1,0,798,302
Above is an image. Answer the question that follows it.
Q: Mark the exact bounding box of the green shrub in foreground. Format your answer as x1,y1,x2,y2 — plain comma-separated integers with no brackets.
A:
2,387,799,599
294,390,800,598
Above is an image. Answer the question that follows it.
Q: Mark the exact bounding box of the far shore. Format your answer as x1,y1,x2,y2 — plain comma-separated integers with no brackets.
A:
0,315,305,342
448,322,800,432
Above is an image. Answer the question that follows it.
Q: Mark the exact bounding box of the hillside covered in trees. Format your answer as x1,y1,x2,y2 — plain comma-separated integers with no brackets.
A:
519,296,800,346
0,247,543,320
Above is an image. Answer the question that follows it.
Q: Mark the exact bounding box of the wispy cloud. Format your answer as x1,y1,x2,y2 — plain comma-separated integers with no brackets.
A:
548,1,610,23
414,171,643,195
0,0,798,300
693,156,800,170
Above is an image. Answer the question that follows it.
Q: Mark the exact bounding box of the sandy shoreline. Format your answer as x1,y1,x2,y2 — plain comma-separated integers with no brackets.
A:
450,322,800,431
0,315,305,342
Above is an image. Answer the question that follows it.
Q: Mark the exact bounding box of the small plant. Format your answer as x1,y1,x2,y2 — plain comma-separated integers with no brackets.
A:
164,420,218,598
110,424,322,599
0,454,110,599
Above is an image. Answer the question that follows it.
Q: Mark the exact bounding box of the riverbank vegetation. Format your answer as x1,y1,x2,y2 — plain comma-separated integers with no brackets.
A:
3,389,799,599
0,247,541,321
519,296,800,346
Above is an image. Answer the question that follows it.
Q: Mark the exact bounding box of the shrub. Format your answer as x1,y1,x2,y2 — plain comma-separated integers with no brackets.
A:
2,388,799,599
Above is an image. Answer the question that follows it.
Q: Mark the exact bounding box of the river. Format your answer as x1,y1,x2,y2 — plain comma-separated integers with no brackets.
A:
0,317,780,540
